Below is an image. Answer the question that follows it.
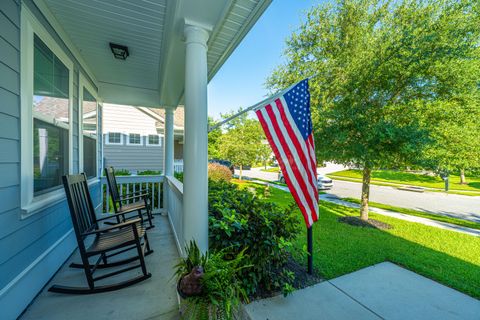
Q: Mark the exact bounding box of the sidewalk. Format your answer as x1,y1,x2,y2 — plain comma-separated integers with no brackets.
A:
245,262,480,320
252,180,480,237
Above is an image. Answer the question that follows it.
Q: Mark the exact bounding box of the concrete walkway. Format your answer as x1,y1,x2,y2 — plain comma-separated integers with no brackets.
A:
245,262,480,320
20,215,180,320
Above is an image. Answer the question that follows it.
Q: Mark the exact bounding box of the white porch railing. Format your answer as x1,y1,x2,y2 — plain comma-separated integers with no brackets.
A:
100,174,186,256
101,175,165,213
174,159,184,173
165,176,185,256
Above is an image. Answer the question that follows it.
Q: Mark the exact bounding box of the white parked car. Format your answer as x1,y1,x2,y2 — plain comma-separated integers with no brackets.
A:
278,172,333,190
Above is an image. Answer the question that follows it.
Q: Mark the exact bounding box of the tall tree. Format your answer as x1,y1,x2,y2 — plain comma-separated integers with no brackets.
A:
266,0,480,220
208,117,222,160
218,110,265,179
419,54,480,184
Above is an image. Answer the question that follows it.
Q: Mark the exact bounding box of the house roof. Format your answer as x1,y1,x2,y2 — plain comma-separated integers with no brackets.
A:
149,107,184,129
33,96,69,121
137,106,184,130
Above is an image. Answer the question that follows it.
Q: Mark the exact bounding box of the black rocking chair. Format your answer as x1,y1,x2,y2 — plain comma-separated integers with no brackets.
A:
49,173,153,294
105,167,154,229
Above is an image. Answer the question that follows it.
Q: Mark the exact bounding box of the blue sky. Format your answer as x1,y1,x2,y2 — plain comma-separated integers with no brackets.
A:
207,0,324,120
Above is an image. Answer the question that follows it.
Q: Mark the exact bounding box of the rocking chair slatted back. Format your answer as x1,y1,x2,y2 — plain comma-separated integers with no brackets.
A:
105,166,121,211
63,174,97,240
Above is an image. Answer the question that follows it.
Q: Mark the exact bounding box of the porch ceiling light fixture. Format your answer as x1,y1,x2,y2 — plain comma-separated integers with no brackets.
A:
109,42,129,60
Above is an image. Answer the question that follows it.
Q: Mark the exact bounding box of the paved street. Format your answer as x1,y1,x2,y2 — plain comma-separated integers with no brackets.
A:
326,180,480,223
238,166,480,223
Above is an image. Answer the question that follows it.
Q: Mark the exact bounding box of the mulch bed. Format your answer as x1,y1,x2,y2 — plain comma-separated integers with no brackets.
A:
338,216,393,230
251,256,323,300
287,257,323,290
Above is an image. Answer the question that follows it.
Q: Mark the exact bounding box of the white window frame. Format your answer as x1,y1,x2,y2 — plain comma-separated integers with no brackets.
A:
127,133,142,146
146,134,163,147
79,74,99,180
105,132,123,145
20,6,74,219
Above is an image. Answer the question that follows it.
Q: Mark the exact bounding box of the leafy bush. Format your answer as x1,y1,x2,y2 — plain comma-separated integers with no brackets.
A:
174,171,184,182
208,180,300,296
138,170,161,175
107,168,130,176
208,163,233,182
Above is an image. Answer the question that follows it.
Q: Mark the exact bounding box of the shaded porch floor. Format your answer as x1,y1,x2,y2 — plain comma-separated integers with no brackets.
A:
21,215,180,320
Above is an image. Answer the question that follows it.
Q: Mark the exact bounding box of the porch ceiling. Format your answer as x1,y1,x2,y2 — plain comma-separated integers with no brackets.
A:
38,0,272,108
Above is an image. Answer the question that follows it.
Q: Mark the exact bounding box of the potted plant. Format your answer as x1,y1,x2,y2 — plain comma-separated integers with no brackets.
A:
174,241,249,320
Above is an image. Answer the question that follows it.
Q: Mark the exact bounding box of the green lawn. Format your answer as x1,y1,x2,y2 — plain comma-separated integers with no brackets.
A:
233,180,480,299
340,197,480,231
328,169,480,194
260,167,281,173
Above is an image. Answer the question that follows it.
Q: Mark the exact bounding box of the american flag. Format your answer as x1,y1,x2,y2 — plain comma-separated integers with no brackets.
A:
255,79,318,227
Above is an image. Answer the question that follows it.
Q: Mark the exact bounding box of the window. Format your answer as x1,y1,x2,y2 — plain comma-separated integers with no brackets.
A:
33,34,70,195
128,133,141,145
20,6,74,216
146,134,162,146
81,83,98,179
107,132,122,145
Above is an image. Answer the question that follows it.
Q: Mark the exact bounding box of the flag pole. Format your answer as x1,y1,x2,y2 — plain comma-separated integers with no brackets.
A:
307,226,313,275
208,80,303,133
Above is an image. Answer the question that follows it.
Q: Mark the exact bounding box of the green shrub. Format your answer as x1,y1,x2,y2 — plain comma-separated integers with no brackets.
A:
113,168,131,176
208,163,233,182
208,180,300,296
174,171,184,182
138,170,161,175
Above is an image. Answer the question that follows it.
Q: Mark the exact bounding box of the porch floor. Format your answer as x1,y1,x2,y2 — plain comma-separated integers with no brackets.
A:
20,215,180,320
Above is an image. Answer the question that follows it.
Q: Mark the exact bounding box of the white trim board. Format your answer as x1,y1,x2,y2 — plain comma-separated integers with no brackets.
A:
79,73,99,179
0,229,76,320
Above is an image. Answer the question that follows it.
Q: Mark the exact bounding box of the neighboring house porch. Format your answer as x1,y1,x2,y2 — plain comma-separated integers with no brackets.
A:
102,104,185,174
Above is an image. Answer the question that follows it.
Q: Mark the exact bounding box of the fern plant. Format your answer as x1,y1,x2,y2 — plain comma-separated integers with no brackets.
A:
174,241,250,320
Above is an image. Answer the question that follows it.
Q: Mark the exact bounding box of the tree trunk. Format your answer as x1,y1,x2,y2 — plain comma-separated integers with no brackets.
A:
460,169,467,184
360,167,371,221
239,164,243,180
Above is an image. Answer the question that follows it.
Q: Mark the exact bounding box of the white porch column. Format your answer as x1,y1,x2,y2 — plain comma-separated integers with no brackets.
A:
183,24,209,253
164,107,175,176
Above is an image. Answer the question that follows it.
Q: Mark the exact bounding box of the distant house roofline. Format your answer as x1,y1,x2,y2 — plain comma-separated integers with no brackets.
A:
138,106,184,130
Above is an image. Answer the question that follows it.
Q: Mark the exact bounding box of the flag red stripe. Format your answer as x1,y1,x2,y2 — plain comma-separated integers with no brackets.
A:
274,99,318,209
256,109,312,225
306,134,319,220
264,104,317,217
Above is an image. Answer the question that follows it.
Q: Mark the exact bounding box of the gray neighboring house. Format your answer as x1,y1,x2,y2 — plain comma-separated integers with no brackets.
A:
103,104,184,173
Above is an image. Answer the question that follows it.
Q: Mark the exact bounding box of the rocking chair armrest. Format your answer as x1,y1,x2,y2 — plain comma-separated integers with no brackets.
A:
83,218,142,236
121,191,150,198
96,212,126,222
119,194,149,202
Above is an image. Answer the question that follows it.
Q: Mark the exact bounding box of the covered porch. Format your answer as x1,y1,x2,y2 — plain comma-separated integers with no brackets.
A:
0,0,272,319
21,215,180,320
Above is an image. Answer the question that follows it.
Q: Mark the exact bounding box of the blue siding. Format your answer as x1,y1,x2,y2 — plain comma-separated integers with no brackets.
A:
0,1,102,319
